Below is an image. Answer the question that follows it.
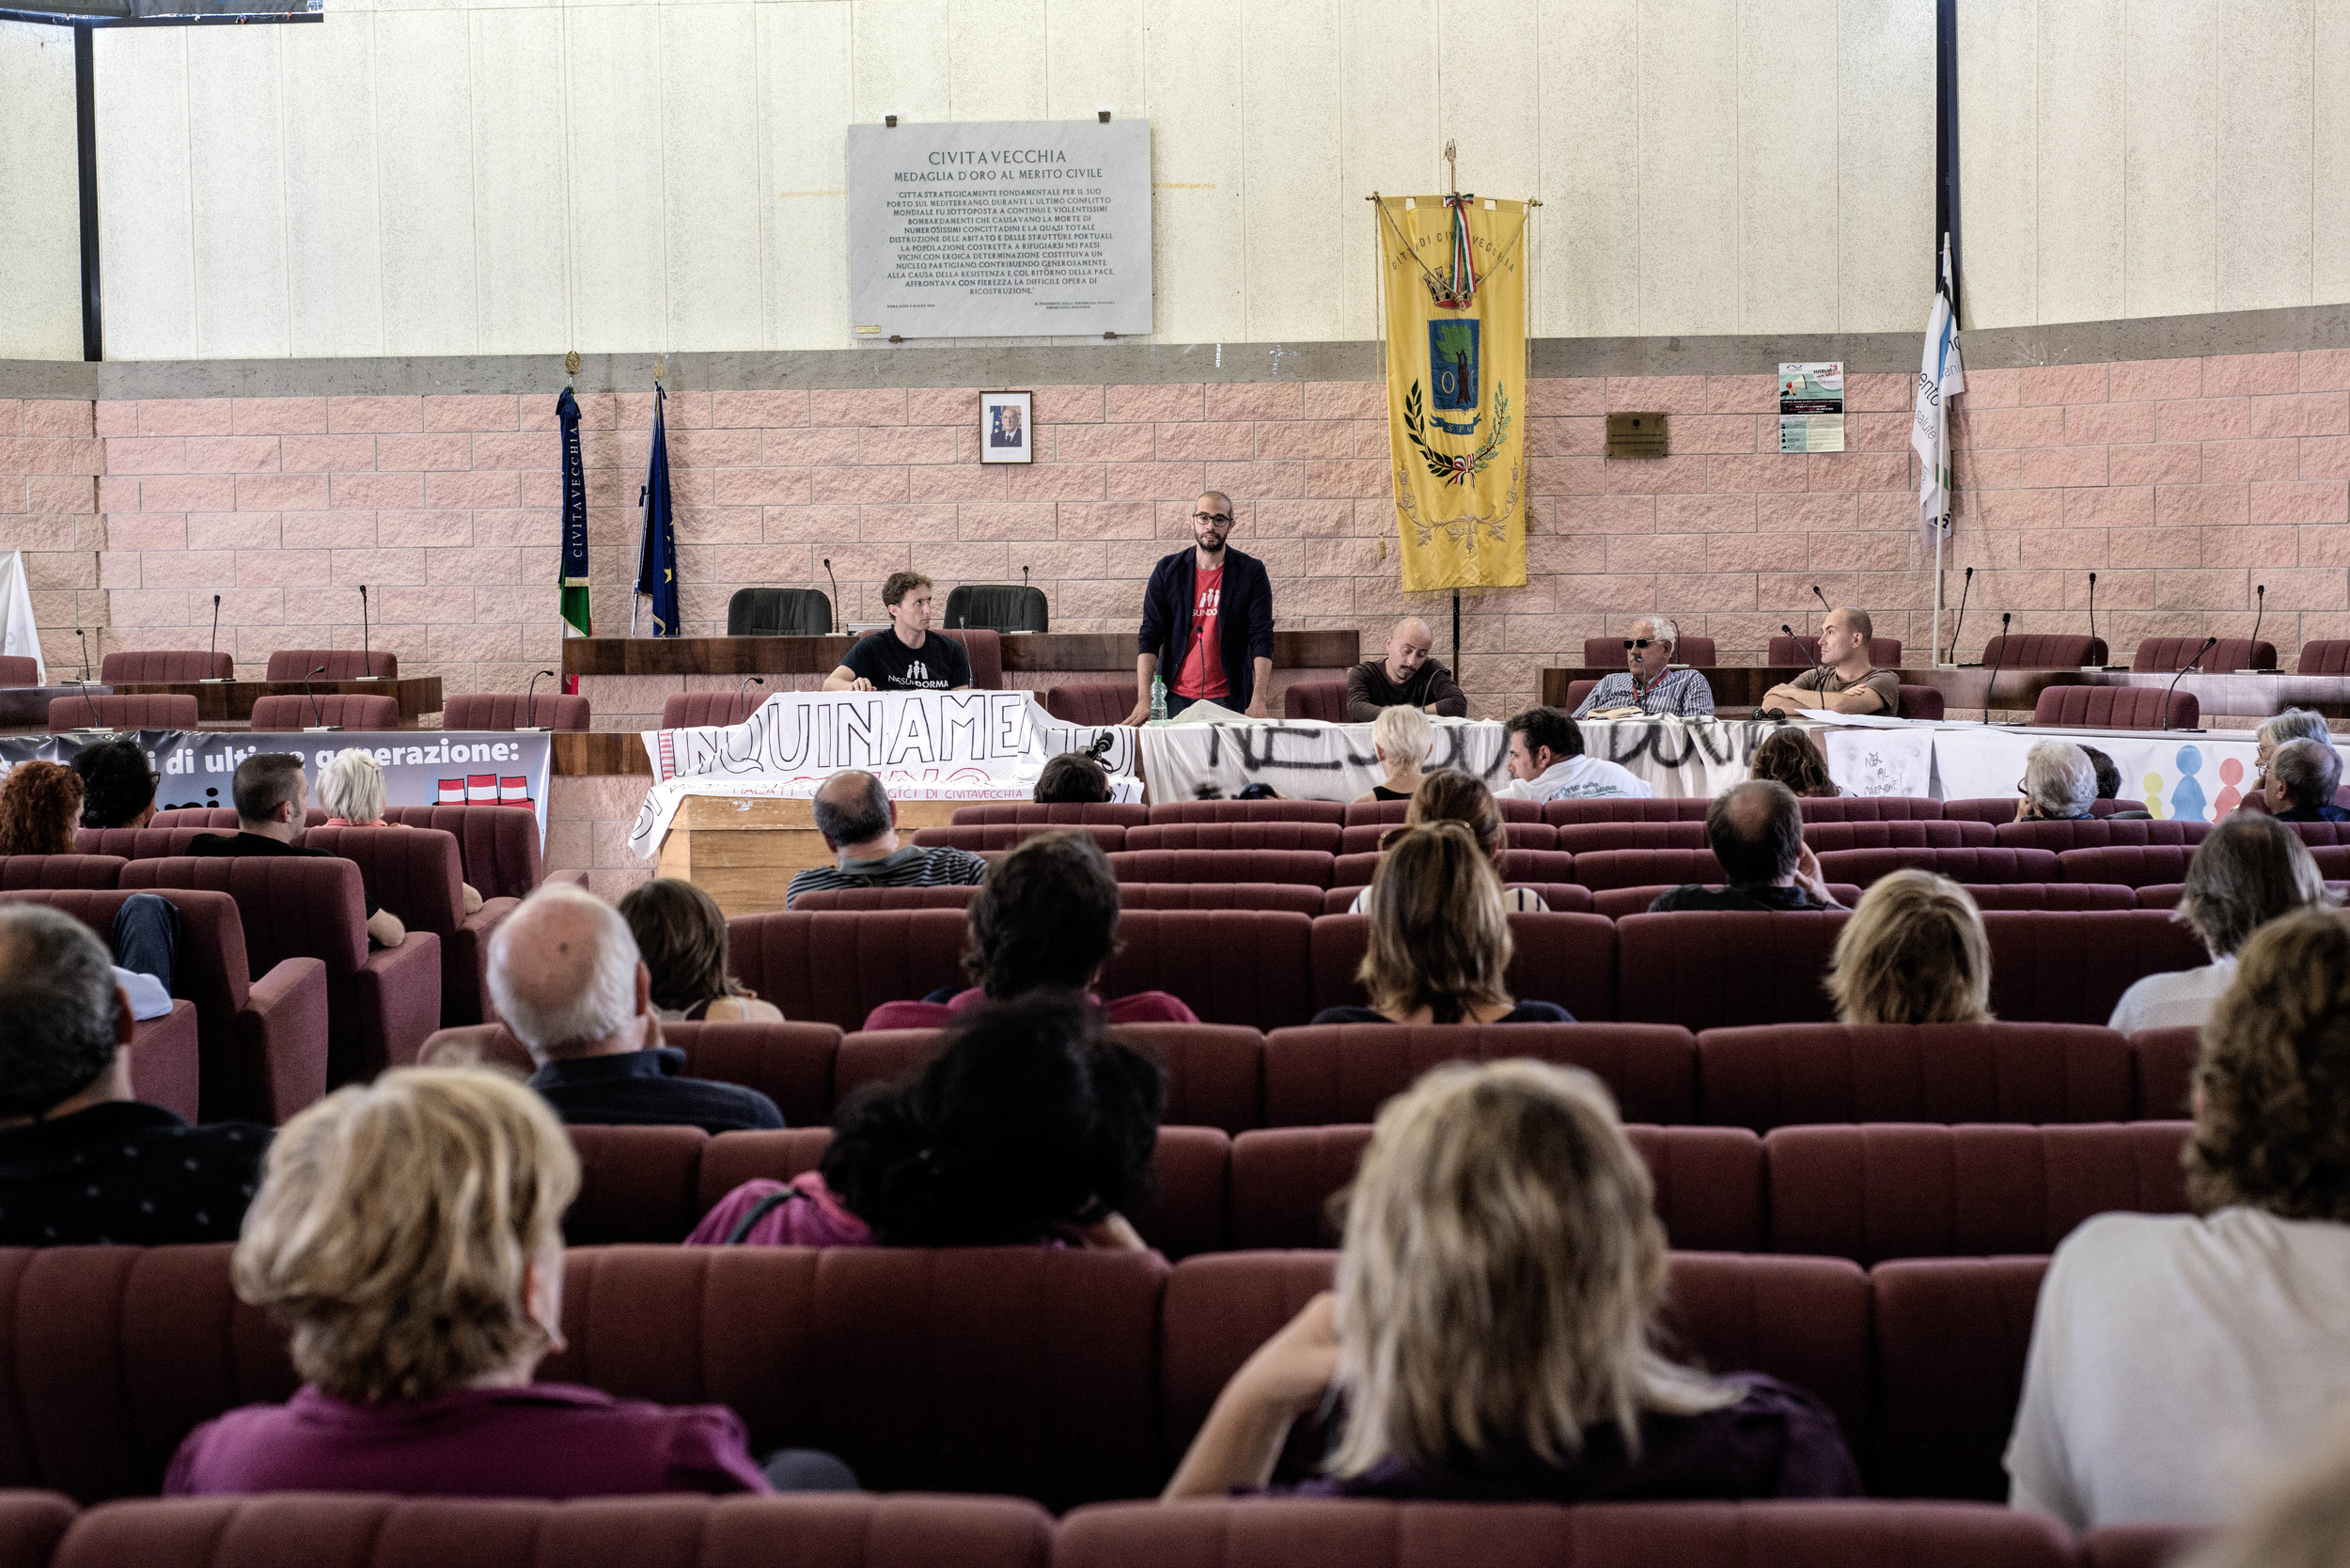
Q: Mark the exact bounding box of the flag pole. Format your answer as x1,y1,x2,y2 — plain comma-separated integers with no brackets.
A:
1930,233,1950,667
629,369,663,638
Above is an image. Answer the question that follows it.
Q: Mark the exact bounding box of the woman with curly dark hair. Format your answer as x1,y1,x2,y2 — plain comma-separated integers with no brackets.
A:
0,760,178,1016
0,760,84,855
1746,728,1841,798
2007,908,2350,1533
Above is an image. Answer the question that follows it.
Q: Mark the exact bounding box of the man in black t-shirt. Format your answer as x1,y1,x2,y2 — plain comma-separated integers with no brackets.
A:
822,571,973,693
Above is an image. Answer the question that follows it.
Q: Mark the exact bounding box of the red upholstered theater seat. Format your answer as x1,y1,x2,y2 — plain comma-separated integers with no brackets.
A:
1805,820,1992,850
1099,911,1316,1027
1147,800,1348,825
1587,883,1861,917
660,690,761,729
0,854,126,889
1280,682,1349,721
2055,845,2195,887
1870,1256,2049,1497
1770,634,1905,666
1339,822,1556,853
1555,821,1707,854
101,649,235,682
247,693,399,729
950,802,1151,827
1980,633,2106,667
912,823,1127,852
4,886,328,1124
1796,796,1942,821
1261,1023,1693,1126
1545,797,1712,824
441,691,591,730
1324,882,1596,915
423,1019,841,1127
0,1493,70,1564
1563,679,1599,711
1960,881,2140,910
264,649,397,682
380,805,546,900
48,694,200,730
305,824,513,1026
1584,635,1716,666
839,1023,1265,1133
1124,822,1343,854
1346,797,1546,824
1982,910,2209,1024
726,909,970,1030
1308,911,1615,1021
1574,848,1723,892
1330,848,1574,888
1898,685,1946,720
1109,849,1334,886
1695,1023,2136,1130
2031,684,2194,730
791,886,982,910
2130,1026,2201,1120
0,655,38,685
2135,883,2185,909
2133,635,2275,672
1942,795,2133,824
46,1495,1056,1568
1762,1121,2193,1263
932,627,1002,689
1615,911,1848,1030
2297,639,2350,675
562,1122,713,1244
1229,1124,1764,1252
1813,847,2061,888
1997,818,2211,851
1127,883,1327,917
74,827,216,859
1041,682,1138,726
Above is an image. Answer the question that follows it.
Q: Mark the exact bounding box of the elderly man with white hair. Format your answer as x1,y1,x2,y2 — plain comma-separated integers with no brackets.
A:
1571,616,1716,718
487,883,784,1135
1345,616,1469,721
2014,740,2100,823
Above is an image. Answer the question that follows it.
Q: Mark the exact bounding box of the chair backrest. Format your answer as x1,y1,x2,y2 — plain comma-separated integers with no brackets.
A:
1980,633,2104,667
1869,1256,2049,1497
1768,634,1904,666
727,909,970,1030
1805,821,1992,850
1996,818,2211,851
74,826,217,859
263,649,396,682
1261,1022,1694,1125
1696,1022,2138,1130
943,583,1049,634
2053,845,2196,888
838,1022,1265,1133
99,650,234,682
1572,848,1722,892
1280,682,1349,721
2132,635,2274,672
1795,796,1942,822
1543,797,1712,823
47,694,200,730
300,825,466,935
1147,801,1347,824
1616,911,1849,1029
1944,795,2134,824
1122,882,1327,917
1897,684,1946,720
0,655,39,685
660,690,760,729
1338,822,1557,853
2032,684,2194,730
441,692,591,730
1563,678,1598,711
1555,821,1707,854
380,805,545,900
119,855,369,979
1982,909,2210,1025
911,823,1127,853
933,628,1004,690
1124,822,1342,854
2129,1026,2201,1118
1097,910,1317,1027
1306,911,1617,1021
791,886,984,911
1582,635,1717,666
424,1018,843,1127
1108,850,1333,886
1585,882,1859,917
1812,847,2061,888
1347,798,1547,825
0,854,127,889
725,586,833,636
247,692,399,730
951,803,1151,827
1040,682,1136,727
1961,881,2140,910
2297,639,2350,675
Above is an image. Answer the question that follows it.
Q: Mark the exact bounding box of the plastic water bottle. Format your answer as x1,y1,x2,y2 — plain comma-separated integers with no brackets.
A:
1150,672,1168,723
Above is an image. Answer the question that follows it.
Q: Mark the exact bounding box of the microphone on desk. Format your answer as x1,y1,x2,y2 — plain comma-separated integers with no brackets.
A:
1810,584,1833,619
822,558,842,632
2164,636,2218,731
357,586,375,679
208,595,221,671
1982,612,2011,721
735,674,766,721
303,665,339,731
2086,573,2098,666
517,669,556,731
2248,584,2266,670
1948,566,1973,664
74,628,90,684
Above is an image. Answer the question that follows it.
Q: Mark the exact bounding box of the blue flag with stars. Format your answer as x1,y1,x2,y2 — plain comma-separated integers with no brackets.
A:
634,384,681,636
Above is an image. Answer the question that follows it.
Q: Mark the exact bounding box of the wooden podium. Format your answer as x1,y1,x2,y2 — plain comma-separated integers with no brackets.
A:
656,796,965,917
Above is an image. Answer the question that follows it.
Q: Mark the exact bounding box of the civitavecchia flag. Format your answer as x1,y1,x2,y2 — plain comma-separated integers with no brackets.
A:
1377,193,1529,591
634,384,681,637
556,386,591,649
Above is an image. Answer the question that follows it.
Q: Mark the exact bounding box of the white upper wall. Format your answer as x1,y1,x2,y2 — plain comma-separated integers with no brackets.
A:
63,0,1936,360
0,21,83,360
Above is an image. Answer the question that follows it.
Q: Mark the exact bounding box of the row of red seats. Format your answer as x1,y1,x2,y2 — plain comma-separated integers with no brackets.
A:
422,1018,2203,1134
554,1119,2193,1263
711,908,2210,1031
44,692,594,731
954,794,2333,829
0,1241,2104,1506
0,1489,2182,1568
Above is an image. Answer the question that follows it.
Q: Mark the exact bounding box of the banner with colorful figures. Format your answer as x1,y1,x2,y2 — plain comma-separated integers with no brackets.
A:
1932,729,2337,822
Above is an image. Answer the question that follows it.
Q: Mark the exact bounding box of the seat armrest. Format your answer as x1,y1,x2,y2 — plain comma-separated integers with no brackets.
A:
243,956,331,1123
128,1001,202,1122
355,932,445,1071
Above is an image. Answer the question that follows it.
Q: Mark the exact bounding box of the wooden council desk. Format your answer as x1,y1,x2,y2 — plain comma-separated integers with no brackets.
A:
112,676,446,724
560,629,1358,679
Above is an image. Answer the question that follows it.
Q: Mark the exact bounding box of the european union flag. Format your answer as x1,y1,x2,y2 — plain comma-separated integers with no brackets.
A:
634,384,681,637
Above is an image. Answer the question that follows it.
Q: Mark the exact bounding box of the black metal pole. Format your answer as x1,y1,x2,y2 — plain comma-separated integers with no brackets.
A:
1935,0,1961,318
1451,590,1460,670
74,23,101,362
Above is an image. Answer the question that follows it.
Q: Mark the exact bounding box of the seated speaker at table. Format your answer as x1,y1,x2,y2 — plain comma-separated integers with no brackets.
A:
1346,617,1467,720
823,572,972,693
1759,606,1900,717
1571,615,1715,718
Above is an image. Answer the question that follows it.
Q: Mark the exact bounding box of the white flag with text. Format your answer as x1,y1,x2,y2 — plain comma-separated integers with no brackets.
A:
1913,249,1965,547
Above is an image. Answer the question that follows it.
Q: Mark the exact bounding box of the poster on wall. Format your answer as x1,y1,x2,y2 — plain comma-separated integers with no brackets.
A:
847,119,1152,339
1778,362,1845,452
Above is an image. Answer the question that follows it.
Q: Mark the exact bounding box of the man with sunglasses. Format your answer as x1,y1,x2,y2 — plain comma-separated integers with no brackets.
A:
1569,617,1716,718
1129,491,1277,723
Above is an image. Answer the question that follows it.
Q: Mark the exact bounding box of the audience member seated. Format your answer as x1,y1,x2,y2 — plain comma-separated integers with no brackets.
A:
1570,615,1716,719
487,884,784,1136
1161,1059,1860,1501
2108,813,2327,1033
0,904,268,1246
1034,750,1113,805
691,992,1162,1250
1648,780,1842,912
2252,709,2332,804
2268,737,2349,823
1496,707,1652,802
862,831,1198,1029
1348,769,1548,914
619,877,785,1024
1757,606,1899,717
1313,823,1571,1026
1353,704,1434,805
1825,870,1990,1025
1746,728,1841,798
188,754,407,950
319,749,483,912
784,769,990,907
2079,745,2149,819
1346,616,1467,721
0,760,177,1017
167,1065,849,1496
2014,739,2098,822
2007,908,2350,1531
71,736,160,828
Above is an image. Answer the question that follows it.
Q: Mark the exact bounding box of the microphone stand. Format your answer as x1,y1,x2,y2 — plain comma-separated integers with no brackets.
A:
735,674,766,722
2086,573,2098,667
1948,567,1973,664
2247,585,2268,671
357,585,376,679
303,664,340,731
823,558,842,635
1981,613,2011,723
75,627,90,684
205,594,227,682
516,669,556,732
2164,637,2217,731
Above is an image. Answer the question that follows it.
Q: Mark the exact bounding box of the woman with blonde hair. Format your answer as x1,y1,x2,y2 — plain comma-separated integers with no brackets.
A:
2008,909,2350,1531
2108,812,2328,1033
1348,769,1547,914
1824,870,1991,1026
165,1066,847,1496
1353,704,1435,805
1164,1059,1859,1499
1317,822,1569,1024
317,748,482,914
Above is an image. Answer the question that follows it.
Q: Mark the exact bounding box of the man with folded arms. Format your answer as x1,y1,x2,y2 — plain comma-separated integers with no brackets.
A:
1346,617,1468,720
1649,780,1842,912
1572,616,1716,719
1759,607,1900,717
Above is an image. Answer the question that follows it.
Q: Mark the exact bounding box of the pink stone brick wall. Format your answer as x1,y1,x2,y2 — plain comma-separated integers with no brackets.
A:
68,348,2350,719
0,399,106,676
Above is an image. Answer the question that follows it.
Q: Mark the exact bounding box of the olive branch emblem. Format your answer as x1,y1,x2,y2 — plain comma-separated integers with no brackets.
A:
1403,379,1510,486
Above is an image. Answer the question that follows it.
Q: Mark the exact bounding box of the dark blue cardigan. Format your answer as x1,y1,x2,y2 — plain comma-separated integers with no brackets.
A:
1136,546,1277,711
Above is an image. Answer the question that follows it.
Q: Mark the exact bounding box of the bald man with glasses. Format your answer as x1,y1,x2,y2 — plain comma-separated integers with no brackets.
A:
1129,491,1278,722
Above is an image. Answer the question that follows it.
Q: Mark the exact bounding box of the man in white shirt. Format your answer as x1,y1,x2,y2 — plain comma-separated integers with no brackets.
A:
1495,707,1653,802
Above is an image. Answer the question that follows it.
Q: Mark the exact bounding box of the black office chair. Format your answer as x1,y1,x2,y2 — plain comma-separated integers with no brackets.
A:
727,588,834,637
944,584,1049,635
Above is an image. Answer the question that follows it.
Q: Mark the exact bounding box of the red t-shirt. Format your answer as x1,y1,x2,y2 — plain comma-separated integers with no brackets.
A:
1173,565,1228,699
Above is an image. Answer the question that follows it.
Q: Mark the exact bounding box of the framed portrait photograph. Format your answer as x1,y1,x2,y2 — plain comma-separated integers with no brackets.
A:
979,389,1034,464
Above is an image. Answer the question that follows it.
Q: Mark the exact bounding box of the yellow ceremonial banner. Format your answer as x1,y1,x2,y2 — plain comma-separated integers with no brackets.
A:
1378,194,1529,592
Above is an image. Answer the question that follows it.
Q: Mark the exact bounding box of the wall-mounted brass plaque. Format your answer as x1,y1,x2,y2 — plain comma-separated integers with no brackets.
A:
1606,412,1668,458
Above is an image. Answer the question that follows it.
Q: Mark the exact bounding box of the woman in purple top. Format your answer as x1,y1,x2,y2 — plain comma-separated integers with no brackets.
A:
862,831,1197,1031
167,1066,849,1497
1162,1060,1860,1504
693,991,1164,1251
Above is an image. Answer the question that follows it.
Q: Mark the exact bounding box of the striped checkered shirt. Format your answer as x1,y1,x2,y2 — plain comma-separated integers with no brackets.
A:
785,845,990,908
1571,666,1716,718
